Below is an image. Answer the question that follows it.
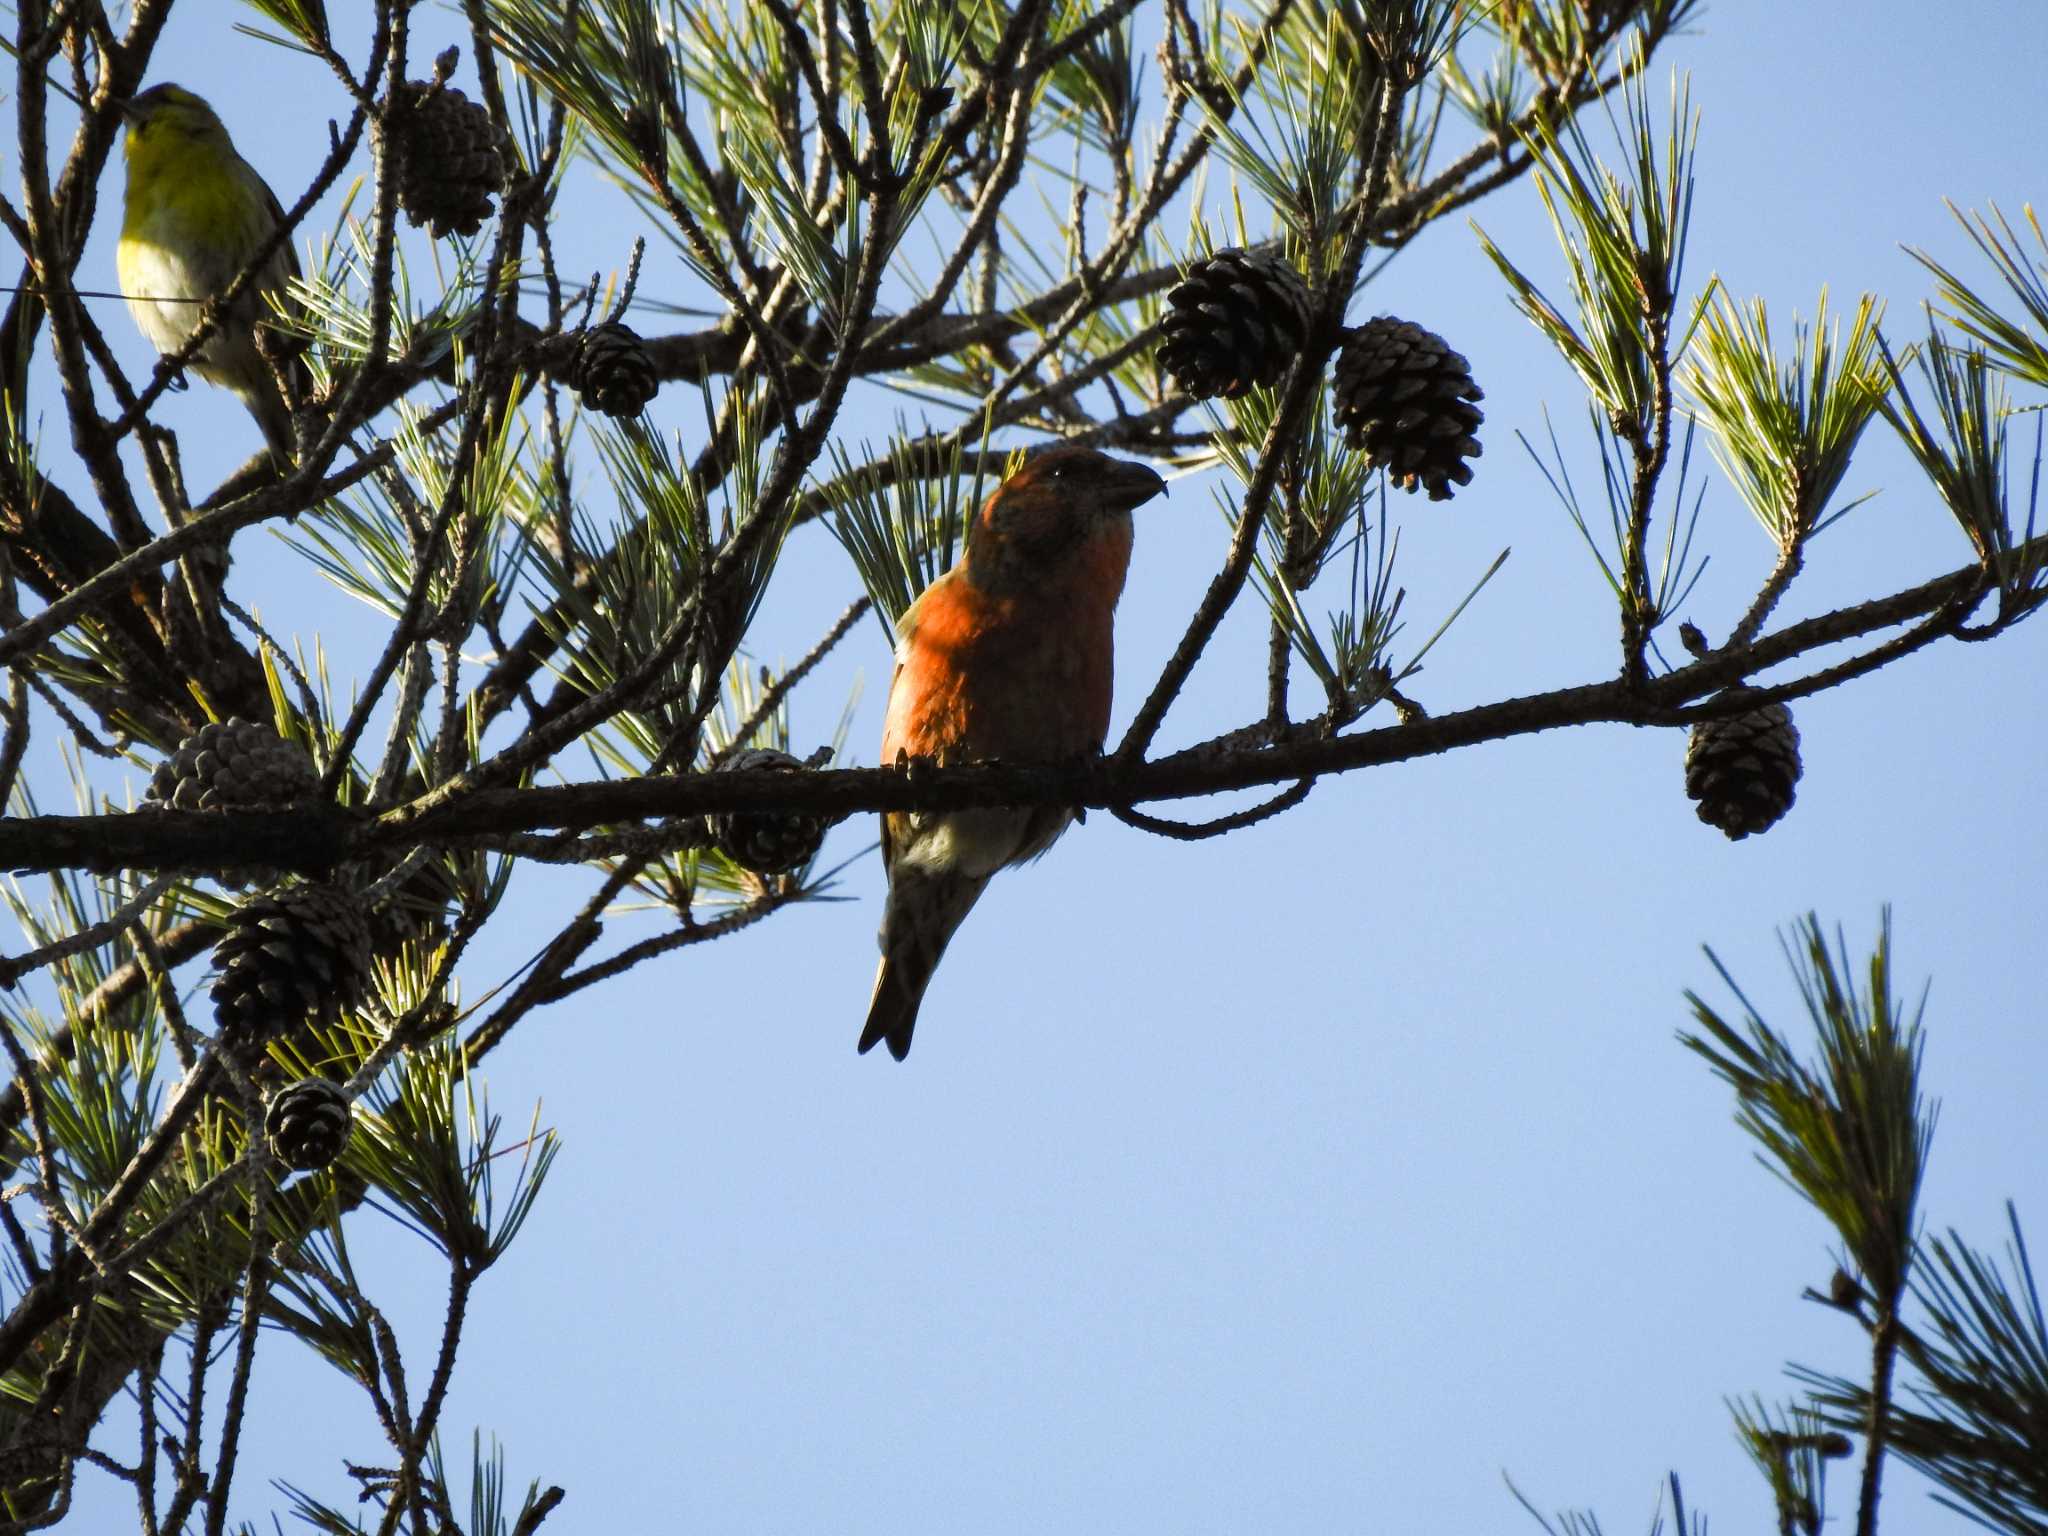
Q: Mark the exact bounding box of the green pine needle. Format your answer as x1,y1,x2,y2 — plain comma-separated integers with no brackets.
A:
1682,910,1934,1312
822,431,983,633
1910,201,2048,389
1878,332,2048,625
1792,1202,2048,1535
1687,289,1888,547
1476,48,1698,438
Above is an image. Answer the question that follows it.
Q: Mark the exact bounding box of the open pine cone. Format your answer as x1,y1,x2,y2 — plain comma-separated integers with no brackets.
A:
146,718,320,886
264,1077,355,1172
1157,248,1313,400
1332,317,1485,501
210,882,374,1056
386,73,507,240
147,717,317,813
572,321,660,419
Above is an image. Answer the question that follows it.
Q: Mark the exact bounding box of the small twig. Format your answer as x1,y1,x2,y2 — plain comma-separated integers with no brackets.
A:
218,593,323,733
21,667,125,759
458,858,649,1065
1728,539,1804,653
201,1141,273,1536
129,921,201,1073
0,667,31,808
1265,612,1292,728
134,1338,162,1535
0,1024,75,1261
538,890,798,1003
1621,304,1676,688
1112,778,1314,841
510,1487,568,1536
1855,1312,1901,1536
403,1265,475,1489
366,643,432,809
0,876,172,991
706,595,870,769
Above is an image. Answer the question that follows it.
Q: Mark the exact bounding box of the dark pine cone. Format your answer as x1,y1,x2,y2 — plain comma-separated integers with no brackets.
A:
146,717,318,812
706,748,829,876
1684,693,1802,839
1332,316,1485,501
210,881,374,1057
264,1077,355,1172
387,79,507,239
1157,247,1313,400
146,717,320,887
572,321,660,419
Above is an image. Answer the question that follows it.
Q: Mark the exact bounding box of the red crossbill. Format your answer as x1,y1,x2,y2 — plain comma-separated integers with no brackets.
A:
859,445,1167,1059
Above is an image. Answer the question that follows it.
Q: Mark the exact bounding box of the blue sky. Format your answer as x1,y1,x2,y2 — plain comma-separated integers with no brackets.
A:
38,3,2048,1531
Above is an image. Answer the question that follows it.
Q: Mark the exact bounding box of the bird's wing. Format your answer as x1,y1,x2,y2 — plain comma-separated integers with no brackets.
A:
254,169,301,281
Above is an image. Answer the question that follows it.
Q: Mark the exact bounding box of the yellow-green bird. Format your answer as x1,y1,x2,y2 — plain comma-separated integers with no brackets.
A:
118,83,304,462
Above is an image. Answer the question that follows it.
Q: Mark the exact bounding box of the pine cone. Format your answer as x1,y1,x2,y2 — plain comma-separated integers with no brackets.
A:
572,321,659,419
1156,248,1313,400
706,748,829,876
386,78,506,240
146,717,320,887
146,717,318,812
210,882,374,1056
1332,317,1485,501
264,1077,354,1171
1684,693,1802,839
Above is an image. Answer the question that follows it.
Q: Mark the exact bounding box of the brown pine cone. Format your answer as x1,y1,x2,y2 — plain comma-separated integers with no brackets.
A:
1684,693,1802,839
706,748,830,876
572,321,660,419
1157,248,1313,400
146,718,321,887
210,882,374,1056
1332,317,1485,501
386,75,507,240
147,718,317,813
264,1077,355,1171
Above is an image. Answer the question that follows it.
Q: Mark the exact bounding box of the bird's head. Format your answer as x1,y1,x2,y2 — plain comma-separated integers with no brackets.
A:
120,84,234,161
965,445,1165,596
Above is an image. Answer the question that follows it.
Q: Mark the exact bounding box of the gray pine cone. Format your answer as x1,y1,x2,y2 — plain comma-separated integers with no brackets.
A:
210,882,374,1055
387,78,506,240
572,321,659,419
146,717,320,887
706,748,829,876
1332,317,1485,501
1157,248,1313,400
1684,694,1802,839
264,1077,354,1171
146,717,317,813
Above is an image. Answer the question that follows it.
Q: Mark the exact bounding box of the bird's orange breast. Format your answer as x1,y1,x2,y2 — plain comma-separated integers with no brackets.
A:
882,535,1128,769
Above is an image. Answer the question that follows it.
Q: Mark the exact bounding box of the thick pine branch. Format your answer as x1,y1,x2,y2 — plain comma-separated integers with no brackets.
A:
0,533,2001,879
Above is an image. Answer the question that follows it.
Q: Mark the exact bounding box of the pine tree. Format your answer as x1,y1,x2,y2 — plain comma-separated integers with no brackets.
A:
0,1,2043,1529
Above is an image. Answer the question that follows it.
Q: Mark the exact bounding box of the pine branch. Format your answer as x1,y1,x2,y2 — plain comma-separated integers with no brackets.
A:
0,521,1999,880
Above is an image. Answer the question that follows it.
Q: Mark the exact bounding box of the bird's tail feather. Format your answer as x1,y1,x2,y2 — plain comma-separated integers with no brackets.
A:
243,381,296,466
858,869,987,1060
246,342,315,467
859,954,929,1061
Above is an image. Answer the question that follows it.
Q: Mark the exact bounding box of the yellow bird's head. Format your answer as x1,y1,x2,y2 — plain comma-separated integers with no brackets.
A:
121,84,236,166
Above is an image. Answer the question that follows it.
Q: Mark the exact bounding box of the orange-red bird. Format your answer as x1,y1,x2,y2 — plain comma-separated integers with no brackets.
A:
860,445,1167,1059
